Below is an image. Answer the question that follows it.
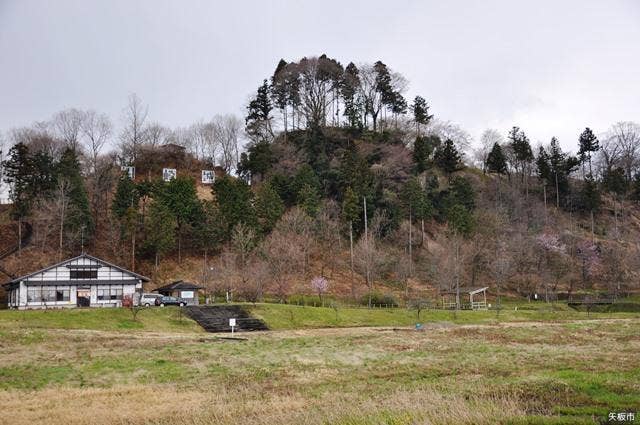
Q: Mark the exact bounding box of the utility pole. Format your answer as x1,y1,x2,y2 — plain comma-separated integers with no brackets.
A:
363,196,371,308
81,225,86,254
555,172,560,209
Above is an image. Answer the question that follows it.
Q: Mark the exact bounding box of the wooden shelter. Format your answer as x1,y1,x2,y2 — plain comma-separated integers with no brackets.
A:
153,280,202,305
441,287,489,310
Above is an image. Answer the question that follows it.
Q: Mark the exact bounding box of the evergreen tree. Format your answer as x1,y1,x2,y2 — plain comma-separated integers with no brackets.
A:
271,59,289,132
508,126,534,180
538,139,580,208
194,201,225,252
447,204,475,238
486,142,508,175
245,79,273,142
338,144,374,200
292,164,321,203
400,178,426,220
412,135,440,174
268,173,296,207
536,146,552,183
603,167,628,198
579,175,601,240
341,62,362,129
342,186,360,229
297,183,321,217
156,176,204,261
112,175,139,220
603,167,627,234
56,147,94,240
2,142,35,221
578,127,600,176
401,177,432,246
237,140,274,183
342,186,360,292
447,176,475,212
579,176,601,213
255,182,285,233
630,173,640,203
412,96,433,137
212,175,256,238
434,139,463,177
142,200,176,268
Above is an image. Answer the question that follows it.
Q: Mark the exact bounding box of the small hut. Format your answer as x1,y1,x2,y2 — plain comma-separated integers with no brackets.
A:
153,281,202,305
441,287,489,310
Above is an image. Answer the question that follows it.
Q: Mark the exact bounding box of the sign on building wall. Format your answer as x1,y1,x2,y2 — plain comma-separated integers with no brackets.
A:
162,168,177,182
181,291,194,299
201,170,215,184
120,166,135,179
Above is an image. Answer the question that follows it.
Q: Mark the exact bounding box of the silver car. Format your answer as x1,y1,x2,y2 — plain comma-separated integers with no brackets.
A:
139,293,163,307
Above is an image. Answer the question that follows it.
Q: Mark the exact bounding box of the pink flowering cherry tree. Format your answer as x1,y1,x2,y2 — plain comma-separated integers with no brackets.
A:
311,276,329,307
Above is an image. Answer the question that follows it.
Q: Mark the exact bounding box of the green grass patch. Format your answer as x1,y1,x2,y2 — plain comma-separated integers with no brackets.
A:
247,303,640,330
0,307,202,333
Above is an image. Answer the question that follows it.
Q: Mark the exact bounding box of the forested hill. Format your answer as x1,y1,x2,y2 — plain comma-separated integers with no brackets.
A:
1,54,639,304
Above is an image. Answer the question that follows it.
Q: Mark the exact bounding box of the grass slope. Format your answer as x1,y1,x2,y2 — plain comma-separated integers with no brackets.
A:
0,307,201,333
248,302,640,330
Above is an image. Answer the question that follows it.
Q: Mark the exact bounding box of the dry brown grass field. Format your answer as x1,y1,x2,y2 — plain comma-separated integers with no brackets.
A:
0,309,638,425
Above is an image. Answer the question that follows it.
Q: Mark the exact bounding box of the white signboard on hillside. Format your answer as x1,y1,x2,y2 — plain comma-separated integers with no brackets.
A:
201,170,215,184
162,168,176,182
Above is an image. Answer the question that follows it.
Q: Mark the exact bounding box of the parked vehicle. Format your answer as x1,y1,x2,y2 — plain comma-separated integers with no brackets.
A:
155,296,186,307
139,293,163,307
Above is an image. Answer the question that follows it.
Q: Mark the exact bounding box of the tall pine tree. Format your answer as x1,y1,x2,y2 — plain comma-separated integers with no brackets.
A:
486,143,508,175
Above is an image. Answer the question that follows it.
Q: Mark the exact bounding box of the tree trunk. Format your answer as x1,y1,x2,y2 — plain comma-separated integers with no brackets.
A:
59,208,65,261
178,229,182,264
543,182,548,224
17,218,22,256
614,198,618,235
555,172,560,209
131,232,136,272
455,237,460,311
590,210,595,242
349,220,355,301
364,196,371,309
408,208,412,279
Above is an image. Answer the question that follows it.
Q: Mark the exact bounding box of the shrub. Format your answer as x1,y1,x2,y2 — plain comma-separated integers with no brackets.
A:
360,292,398,307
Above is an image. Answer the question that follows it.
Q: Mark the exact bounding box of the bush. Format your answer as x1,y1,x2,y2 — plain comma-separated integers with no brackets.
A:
360,292,398,307
287,294,333,307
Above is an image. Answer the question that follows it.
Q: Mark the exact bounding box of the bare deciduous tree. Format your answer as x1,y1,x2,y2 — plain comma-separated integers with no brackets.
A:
81,111,112,172
474,129,504,171
212,114,242,172
601,121,640,180
145,122,171,148
119,94,149,163
53,108,84,152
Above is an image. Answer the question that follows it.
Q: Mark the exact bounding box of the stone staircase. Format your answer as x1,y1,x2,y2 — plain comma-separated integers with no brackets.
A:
184,305,269,333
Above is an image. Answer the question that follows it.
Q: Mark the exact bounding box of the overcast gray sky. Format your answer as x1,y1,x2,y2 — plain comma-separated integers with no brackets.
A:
0,0,639,152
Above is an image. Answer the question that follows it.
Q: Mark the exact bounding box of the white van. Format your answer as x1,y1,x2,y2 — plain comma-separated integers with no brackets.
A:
139,293,163,307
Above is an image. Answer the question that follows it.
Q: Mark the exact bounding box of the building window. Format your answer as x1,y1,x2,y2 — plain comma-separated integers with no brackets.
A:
27,287,41,302
97,287,122,301
70,269,98,279
41,288,56,302
27,287,57,302
56,289,70,301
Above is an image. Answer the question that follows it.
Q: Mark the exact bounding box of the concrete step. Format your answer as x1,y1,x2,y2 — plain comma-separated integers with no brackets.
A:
184,305,268,333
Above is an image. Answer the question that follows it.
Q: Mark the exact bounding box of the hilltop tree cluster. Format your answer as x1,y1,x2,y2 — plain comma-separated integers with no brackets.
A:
2,55,640,305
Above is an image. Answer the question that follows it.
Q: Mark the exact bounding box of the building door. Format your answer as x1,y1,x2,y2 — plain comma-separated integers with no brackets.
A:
77,289,90,307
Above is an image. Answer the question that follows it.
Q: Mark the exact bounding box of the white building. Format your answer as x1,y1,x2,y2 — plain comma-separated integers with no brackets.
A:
3,254,149,309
